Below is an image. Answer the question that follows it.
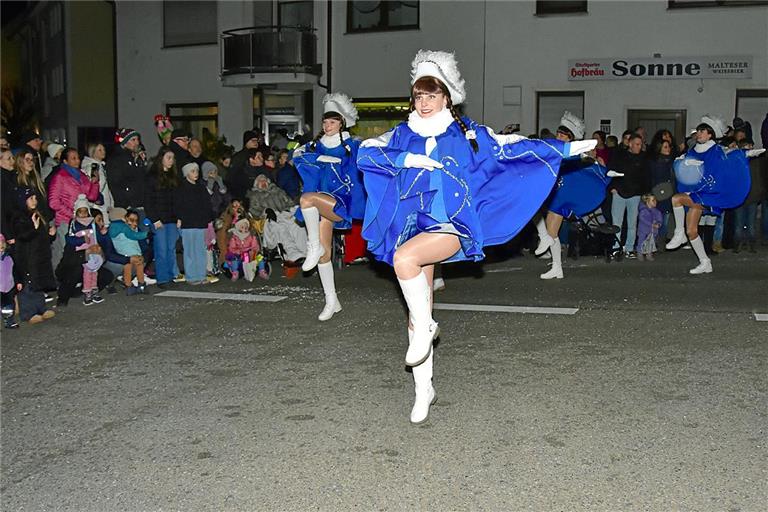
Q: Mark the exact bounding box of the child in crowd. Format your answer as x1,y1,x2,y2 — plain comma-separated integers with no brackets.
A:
109,208,149,295
226,218,268,281
215,198,249,267
68,195,107,305
1,234,20,328
11,188,57,323
636,193,663,261
175,163,215,285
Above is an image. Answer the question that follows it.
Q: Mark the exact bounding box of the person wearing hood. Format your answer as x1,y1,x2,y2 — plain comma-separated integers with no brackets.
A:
81,143,115,226
12,187,57,323
293,92,365,322
246,174,296,219
48,147,101,269
41,143,64,180
666,114,764,274
202,161,230,217
357,50,595,425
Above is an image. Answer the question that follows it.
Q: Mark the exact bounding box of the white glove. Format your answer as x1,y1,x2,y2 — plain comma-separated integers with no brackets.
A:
317,155,342,164
746,149,765,158
606,170,624,178
403,153,443,170
567,140,597,157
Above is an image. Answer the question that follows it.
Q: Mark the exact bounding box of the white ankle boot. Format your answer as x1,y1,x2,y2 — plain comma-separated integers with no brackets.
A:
318,298,342,321
666,231,687,250
409,327,436,425
302,242,326,271
666,206,687,250
398,272,438,366
317,262,341,320
689,260,712,274
540,239,563,279
688,237,712,274
534,218,553,256
301,207,324,271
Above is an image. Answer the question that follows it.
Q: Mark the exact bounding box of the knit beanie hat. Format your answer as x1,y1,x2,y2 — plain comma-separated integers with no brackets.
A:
201,161,217,178
181,162,199,178
16,186,37,208
73,194,91,215
116,128,140,147
21,131,42,144
242,130,259,146
47,143,64,159
107,206,128,222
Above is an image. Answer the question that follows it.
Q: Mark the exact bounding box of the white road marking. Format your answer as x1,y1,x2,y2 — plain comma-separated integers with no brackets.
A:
755,313,768,322
156,291,287,302
433,303,578,315
484,267,523,273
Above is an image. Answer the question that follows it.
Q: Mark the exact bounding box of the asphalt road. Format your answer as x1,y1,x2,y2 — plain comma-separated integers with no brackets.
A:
1,247,766,511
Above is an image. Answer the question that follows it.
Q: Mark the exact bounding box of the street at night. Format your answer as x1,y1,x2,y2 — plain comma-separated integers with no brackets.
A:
2,249,766,510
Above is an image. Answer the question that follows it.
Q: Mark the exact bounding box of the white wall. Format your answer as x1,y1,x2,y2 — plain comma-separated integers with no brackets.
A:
332,0,768,135
115,0,255,155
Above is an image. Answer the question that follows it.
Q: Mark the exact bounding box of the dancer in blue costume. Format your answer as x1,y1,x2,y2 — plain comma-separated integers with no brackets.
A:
665,114,764,274
357,50,596,424
534,111,615,279
293,93,363,320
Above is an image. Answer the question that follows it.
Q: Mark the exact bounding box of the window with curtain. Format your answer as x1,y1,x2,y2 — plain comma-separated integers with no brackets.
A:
347,1,419,33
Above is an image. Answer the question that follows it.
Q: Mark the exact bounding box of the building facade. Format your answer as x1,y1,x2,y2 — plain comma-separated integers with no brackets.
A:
115,0,768,156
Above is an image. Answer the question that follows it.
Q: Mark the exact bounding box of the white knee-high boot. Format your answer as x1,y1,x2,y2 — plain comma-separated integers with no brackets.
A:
666,206,687,250
301,207,325,271
535,217,554,256
688,236,712,274
540,238,564,279
409,326,436,425
316,261,342,320
398,272,438,366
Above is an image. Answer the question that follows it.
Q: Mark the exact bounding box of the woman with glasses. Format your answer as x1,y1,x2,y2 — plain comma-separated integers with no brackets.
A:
357,50,595,424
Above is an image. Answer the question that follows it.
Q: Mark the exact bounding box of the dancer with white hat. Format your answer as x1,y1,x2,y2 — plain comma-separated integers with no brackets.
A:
533,111,615,279
358,50,596,424
665,114,763,274
292,93,364,321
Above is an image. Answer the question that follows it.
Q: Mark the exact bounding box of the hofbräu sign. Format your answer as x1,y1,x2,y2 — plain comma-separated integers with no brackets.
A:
567,56,752,81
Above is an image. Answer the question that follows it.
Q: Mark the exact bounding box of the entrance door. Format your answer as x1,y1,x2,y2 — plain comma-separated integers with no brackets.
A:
627,109,687,147
263,115,304,148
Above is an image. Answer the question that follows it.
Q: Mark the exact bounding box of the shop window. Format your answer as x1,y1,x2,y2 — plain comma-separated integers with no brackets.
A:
163,1,218,47
347,1,419,33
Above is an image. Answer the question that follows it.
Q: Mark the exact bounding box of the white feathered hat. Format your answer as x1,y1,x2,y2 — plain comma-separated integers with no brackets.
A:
323,93,358,128
559,111,585,140
700,114,728,139
410,50,466,106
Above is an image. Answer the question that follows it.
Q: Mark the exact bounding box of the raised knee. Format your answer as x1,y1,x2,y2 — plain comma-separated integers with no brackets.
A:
299,194,313,209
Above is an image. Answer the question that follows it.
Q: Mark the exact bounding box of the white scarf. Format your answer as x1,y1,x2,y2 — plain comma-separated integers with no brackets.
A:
407,108,454,137
320,131,350,148
693,140,716,153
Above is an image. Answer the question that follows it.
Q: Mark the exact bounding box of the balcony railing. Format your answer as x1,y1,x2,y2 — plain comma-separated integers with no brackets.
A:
221,26,319,76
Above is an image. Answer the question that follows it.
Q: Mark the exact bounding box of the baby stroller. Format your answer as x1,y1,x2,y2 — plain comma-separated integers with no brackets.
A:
567,210,623,262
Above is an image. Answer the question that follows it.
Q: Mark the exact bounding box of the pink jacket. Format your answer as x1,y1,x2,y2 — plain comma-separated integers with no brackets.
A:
227,234,259,257
48,165,100,226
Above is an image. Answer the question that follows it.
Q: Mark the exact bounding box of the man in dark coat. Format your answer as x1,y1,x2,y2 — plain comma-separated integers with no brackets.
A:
107,128,146,209
169,129,192,177
19,132,44,175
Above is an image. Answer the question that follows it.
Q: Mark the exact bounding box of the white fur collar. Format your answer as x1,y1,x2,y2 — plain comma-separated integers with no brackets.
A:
694,140,716,153
407,108,454,137
320,131,350,148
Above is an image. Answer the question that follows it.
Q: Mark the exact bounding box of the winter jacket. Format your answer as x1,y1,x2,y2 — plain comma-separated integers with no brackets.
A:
48,164,101,226
174,180,214,229
106,146,146,208
170,142,191,178
611,151,651,198
246,181,296,218
648,156,675,214
276,163,301,199
1,168,19,239
11,210,56,291
108,219,148,257
81,156,115,223
144,174,178,224
227,233,259,257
